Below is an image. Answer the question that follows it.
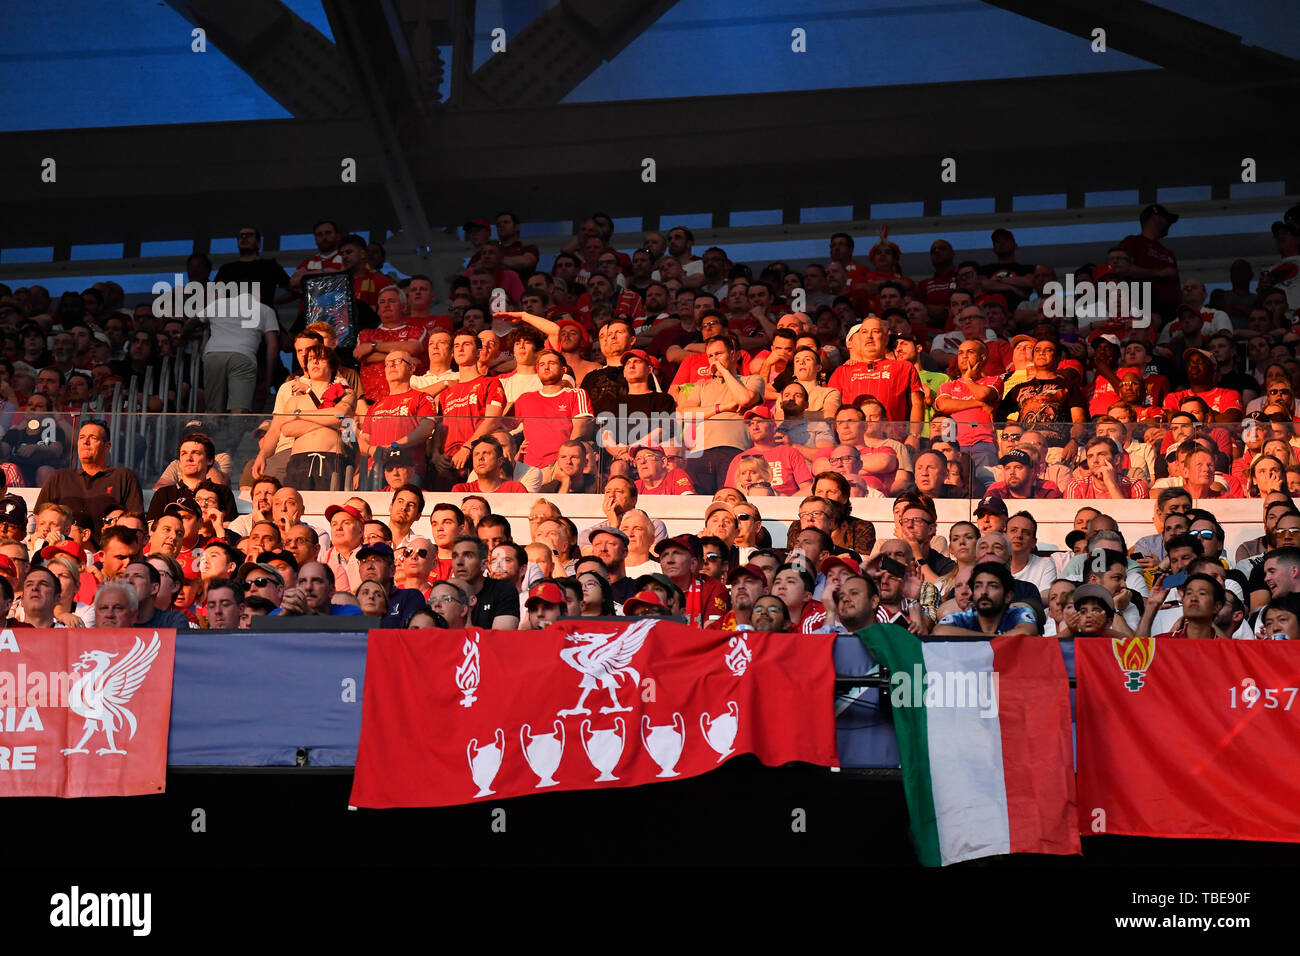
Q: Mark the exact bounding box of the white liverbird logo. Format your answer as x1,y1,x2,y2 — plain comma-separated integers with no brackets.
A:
455,634,480,707
557,618,655,717
725,634,752,676
60,634,162,757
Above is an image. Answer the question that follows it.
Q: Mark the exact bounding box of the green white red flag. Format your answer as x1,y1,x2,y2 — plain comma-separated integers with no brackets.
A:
860,624,1080,866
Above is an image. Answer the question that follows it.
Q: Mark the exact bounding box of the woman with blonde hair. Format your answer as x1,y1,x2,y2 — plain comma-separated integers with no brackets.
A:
732,455,773,497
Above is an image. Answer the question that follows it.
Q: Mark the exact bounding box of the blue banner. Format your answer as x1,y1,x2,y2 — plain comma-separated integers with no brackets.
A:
167,632,368,766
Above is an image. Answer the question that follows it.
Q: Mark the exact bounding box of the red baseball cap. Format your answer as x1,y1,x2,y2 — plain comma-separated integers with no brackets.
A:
463,217,492,233
653,534,702,561
525,582,567,608
622,348,656,368
0,555,16,580
622,590,669,615
819,554,861,577
975,293,1008,310
555,318,590,349
743,406,773,420
40,541,83,564
325,504,364,525
726,564,767,586
1092,263,1120,280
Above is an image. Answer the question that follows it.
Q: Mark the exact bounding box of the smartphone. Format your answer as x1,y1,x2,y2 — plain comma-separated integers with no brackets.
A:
1162,571,1188,589
879,556,908,578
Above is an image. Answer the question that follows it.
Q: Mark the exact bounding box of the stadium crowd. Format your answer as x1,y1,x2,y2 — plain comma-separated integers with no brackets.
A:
2,203,1300,641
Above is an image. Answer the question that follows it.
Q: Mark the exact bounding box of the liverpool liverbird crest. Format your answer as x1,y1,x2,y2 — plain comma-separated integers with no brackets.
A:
557,618,655,717
60,634,161,756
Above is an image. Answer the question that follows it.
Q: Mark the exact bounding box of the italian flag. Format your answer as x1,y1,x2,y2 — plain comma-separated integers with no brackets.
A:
860,623,1080,866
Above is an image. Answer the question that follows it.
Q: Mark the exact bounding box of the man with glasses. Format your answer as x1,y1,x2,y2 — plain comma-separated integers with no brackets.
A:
358,350,436,480
236,560,286,613
429,578,474,629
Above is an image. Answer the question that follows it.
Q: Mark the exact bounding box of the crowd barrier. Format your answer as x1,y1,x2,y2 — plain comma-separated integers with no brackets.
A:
4,412,1278,558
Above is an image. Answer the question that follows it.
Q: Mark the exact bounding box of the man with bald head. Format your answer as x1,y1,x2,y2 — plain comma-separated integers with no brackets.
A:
277,560,363,616
828,315,924,446
397,537,436,600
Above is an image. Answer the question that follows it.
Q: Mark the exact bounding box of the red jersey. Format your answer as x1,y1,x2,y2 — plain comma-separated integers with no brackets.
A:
1064,476,1151,500
827,359,921,422
916,271,956,310
364,389,436,452
724,445,812,496
669,351,753,388
296,251,344,274
512,387,592,467
450,479,528,493
680,575,729,628
352,267,393,309
1163,387,1243,416
1120,233,1179,314
436,376,507,455
937,375,1002,446
357,324,428,401
636,467,695,496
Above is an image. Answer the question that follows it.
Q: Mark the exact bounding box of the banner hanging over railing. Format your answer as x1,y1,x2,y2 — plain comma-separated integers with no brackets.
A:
349,621,839,808
0,627,175,798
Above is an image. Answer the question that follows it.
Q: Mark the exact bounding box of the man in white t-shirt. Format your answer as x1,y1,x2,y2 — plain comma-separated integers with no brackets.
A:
202,297,279,414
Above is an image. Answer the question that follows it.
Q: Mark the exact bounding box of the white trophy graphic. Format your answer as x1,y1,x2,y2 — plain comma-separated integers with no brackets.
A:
580,717,626,782
641,713,686,778
699,701,740,763
520,720,565,788
467,728,505,797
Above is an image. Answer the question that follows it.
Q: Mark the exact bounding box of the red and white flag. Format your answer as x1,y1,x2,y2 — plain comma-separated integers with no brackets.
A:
350,620,838,808
0,628,176,798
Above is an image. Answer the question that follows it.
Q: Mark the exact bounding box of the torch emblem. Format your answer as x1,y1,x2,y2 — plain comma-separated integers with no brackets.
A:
1111,636,1156,692
456,634,481,707
725,634,752,677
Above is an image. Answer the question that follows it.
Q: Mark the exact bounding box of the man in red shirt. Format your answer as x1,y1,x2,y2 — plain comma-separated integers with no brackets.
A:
288,219,344,293
653,534,729,628
358,353,436,477
339,233,392,309
511,348,594,490
432,331,506,490
354,286,427,401
1119,204,1181,325
935,339,1002,472
915,239,957,325
827,316,923,446
723,407,813,496
1163,348,1244,422
633,444,695,495
464,240,524,305
1066,436,1151,499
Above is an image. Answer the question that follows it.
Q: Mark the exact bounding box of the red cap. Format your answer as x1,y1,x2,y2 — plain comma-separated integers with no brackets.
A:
622,348,657,368
819,554,862,577
743,406,773,420
1092,263,1120,280
325,504,364,525
623,590,669,614
526,582,567,608
554,318,590,349
975,293,1008,310
726,564,767,586
653,534,702,561
464,217,492,233
0,555,16,579
40,540,84,563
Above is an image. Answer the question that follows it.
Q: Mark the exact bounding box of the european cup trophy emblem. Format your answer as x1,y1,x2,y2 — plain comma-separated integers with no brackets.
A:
521,720,565,788
700,701,739,763
641,713,686,778
580,717,626,782
467,728,505,797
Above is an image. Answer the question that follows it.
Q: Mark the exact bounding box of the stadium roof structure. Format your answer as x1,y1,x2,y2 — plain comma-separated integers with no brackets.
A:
1,0,1298,290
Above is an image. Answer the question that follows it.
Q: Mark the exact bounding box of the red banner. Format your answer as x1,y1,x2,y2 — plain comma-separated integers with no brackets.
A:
1077,636,1300,842
350,620,838,808
0,628,175,798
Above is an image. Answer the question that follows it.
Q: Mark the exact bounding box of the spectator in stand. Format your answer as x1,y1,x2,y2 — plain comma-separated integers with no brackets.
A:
652,534,728,627
826,404,906,495
354,541,425,627
723,407,813,496
355,286,427,402
1006,512,1057,592
451,437,528,494
511,347,594,490
828,316,923,446
410,329,458,402
451,536,520,629
935,338,1002,473
36,420,142,527
1164,347,1245,422
338,233,392,310
321,504,364,593
983,448,1062,499
1066,436,1150,499
536,439,597,494
358,351,436,483
933,561,1038,637
253,343,356,491
679,333,764,494
633,444,694,495
277,560,364,617
430,331,506,490
94,579,139,629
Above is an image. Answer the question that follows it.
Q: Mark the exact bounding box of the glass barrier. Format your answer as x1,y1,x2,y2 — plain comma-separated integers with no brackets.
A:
0,407,1285,506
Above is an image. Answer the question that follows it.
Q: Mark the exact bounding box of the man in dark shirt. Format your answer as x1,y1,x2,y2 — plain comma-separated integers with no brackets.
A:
1120,204,1181,325
452,535,521,629
35,420,142,527
354,542,425,628
977,228,1036,312
998,338,1086,443
214,226,291,317
147,432,238,523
